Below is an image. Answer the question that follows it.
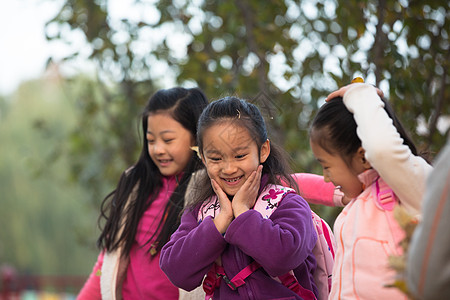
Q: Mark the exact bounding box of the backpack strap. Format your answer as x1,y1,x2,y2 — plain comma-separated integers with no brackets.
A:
198,184,295,221
311,211,336,298
223,261,261,290
278,272,316,300
374,176,397,211
207,261,316,300
253,185,296,218
203,264,223,299
320,218,335,259
198,196,220,221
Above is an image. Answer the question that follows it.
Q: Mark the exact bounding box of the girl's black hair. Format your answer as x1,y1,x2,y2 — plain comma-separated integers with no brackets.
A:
97,87,208,256
309,96,419,164
188,96,298,207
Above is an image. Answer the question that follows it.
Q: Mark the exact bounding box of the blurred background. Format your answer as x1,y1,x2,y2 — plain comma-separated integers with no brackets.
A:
1,0,448,298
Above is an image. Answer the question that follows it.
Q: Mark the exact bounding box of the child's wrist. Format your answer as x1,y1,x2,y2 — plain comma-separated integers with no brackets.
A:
214,214,232,234
233,206,249,218
333,188,345,206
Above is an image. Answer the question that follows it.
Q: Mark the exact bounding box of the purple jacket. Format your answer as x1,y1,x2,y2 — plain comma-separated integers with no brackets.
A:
160,178,318,299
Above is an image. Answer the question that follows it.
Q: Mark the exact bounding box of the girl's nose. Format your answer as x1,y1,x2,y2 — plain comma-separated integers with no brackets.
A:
153,142,165,155
222,161,237,174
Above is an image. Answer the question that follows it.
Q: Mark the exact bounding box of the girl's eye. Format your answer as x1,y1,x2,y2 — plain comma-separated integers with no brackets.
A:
164,139,174,143
147,139,155,144
208,157,221,162
235,154,246,159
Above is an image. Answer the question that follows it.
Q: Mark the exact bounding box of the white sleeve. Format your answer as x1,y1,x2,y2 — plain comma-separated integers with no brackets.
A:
342,83,433,215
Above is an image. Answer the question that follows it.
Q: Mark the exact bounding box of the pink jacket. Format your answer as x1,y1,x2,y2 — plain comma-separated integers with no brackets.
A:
77,176,179,300
330,169,406,299
328,84,433,299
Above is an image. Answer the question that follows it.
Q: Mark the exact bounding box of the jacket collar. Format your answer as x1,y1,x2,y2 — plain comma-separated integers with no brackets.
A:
357,168,379,189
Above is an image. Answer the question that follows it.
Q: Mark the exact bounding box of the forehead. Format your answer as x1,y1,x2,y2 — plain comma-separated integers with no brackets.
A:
146,112,183,133
310,139,336,162
203,121,256,152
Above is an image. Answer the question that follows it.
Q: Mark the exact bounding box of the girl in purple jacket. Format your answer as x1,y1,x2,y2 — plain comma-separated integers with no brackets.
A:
160,97,318,299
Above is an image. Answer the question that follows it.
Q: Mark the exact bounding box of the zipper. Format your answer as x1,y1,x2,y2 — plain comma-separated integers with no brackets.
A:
233,245,255,300
338,219,344,300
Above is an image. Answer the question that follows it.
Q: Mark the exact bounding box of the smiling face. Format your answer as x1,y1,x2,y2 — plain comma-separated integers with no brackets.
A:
146,112,194,177
201,121,270,196
310,138,367,199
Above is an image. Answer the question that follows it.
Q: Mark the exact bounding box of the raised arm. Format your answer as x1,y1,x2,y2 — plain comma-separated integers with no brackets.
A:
342,83,432,215
289,173,344,207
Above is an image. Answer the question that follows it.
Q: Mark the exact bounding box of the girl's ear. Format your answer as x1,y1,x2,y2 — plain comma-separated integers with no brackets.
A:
259,139,271,163
356,147,371,169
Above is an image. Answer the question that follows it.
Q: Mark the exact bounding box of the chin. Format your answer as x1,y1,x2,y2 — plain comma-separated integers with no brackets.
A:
159,169,176,177
221,188,237,197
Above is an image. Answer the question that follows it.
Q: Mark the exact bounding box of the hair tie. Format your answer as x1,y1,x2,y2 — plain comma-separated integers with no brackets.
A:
190,146,201,159
351,77,364,83
236,109,241,119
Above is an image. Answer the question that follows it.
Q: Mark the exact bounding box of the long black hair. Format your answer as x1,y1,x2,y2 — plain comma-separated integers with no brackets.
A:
188,96,298,208
97,87,208,256
310,96,419,164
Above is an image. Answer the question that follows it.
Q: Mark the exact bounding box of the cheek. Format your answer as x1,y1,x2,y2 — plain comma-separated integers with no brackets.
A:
205,162,217,173
323,169,332,180
147,145,154,157
178,146,194,163
205,166,217,181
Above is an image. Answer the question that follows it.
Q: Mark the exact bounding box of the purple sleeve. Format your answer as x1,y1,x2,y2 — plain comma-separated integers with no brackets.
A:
160,206,227,291
225,193,317,277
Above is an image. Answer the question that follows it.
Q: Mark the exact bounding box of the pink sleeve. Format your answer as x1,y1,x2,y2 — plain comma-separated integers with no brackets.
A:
290,173,344,207
77,251,104,300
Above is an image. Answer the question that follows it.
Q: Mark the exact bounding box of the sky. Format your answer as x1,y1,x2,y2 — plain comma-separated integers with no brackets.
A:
0,0,178,96
0,0,66,95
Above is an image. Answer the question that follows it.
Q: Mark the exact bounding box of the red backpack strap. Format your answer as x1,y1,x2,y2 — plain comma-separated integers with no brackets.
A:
203,264,223,299
225,261,261,290
202,261,261,297
214,261,316,300
278,273,317,300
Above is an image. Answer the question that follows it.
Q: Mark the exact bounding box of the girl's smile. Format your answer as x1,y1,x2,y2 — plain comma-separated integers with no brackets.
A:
157,158,173,167
221,175,244,186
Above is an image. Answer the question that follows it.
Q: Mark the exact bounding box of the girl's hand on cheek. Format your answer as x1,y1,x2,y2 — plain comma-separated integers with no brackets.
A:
232,165,263,218
211,179,233,234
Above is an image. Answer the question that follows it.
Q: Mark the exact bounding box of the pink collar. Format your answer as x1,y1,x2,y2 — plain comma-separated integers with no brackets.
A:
357,169,379,189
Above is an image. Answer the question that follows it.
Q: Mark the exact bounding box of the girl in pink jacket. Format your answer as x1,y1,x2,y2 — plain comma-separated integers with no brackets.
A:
77,87,209,300
309,82,432,299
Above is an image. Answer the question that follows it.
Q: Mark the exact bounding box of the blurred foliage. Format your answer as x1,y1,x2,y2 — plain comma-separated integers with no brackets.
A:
45,0,449,225
0,76,102,276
